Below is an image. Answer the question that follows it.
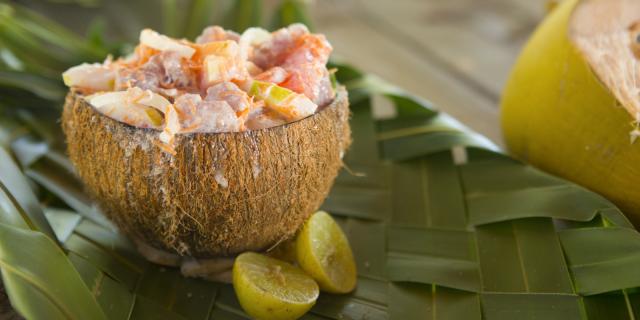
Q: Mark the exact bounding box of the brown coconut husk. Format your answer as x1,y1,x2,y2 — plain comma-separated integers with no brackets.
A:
62,87,350,258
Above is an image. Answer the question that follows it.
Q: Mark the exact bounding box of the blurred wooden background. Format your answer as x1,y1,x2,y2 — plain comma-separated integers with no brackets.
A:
310,0,546,145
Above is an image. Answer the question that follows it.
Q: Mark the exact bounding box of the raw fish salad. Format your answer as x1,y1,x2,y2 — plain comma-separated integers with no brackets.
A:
62,24,335,152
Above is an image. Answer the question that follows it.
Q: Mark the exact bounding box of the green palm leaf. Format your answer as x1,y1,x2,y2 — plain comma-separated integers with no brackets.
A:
183,0,218,39
0,147,56,240
0,70,65,101
271,0,312,30
0,223,106,320
225,0,263,32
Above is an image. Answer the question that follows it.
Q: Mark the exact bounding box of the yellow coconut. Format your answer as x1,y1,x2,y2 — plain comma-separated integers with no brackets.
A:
502,0,640,225
62,87,350,258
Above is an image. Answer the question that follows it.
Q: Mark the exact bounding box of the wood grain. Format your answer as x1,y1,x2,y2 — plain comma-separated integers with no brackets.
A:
310,0,546,145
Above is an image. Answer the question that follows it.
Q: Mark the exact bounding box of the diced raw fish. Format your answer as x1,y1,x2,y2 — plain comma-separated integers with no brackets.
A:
281,34,332,67
115,59,162,91
174,93,242,133
252,24,331,68
280,65,335,106
314,72,335,107
251,24,311,69
195,100,242,132
115,52,196,93
254,67,289,84
201,41,248,86
174,93,203,130
205,82,252,114
196,26,240,44
158,52,196,89
250,24,334,106
245,109,287,130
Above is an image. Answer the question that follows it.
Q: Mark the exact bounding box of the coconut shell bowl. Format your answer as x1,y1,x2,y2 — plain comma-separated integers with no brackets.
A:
62,87,350,263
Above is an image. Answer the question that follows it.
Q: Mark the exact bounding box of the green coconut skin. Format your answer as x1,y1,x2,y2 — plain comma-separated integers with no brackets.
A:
501,0,640,225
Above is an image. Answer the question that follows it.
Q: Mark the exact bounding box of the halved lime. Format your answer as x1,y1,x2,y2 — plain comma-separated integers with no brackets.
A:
296,211,357,294
233,252,319,320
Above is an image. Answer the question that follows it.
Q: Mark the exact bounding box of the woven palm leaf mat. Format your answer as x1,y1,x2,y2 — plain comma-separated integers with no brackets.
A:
0,63,639,319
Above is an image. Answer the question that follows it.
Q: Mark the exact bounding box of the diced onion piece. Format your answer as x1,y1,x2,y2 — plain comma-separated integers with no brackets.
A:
62,63,115,91
204,55,228,84
88,88,180,149
239,27,272,61
199,40,239,57
249,80,317,120
87,90,166,129
136,89,172,111
87,88,172,129
159,104,181,144
89,88,171,111
140,29,195,59
145,108,164,127
246,61,263,76
202,41,244,85
87,91,128,109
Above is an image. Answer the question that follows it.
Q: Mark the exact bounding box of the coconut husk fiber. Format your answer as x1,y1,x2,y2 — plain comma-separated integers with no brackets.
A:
62,86,350,258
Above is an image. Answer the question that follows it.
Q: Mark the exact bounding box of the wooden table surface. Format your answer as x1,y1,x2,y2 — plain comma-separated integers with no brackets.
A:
310,0,547,146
